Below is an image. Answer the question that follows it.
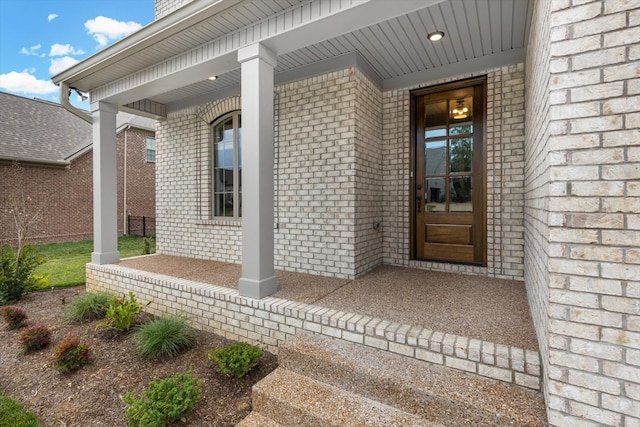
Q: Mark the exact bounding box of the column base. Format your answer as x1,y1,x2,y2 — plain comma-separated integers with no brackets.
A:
91,251,120,265
238,275,279,299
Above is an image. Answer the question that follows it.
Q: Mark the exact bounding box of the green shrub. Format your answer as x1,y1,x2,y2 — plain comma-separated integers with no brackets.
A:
96,292,148,332
207,341,263,378
0,244,42,305
25,274,49,292
66,292,112,322
51,333,92,373
136,316,195,360
0,305,28,330
142,237,155,255
123,370,203,427
19,324,51,353
0,390,41,427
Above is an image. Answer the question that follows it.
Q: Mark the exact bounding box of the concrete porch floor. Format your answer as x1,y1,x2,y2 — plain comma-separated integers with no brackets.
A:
118,254,538,351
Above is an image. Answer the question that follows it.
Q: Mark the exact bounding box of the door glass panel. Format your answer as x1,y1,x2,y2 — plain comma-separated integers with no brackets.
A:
450,177,472,212
450,137,473,173
425,178,446,212
451,121,473,136
425,140,446,175
424,100,447,138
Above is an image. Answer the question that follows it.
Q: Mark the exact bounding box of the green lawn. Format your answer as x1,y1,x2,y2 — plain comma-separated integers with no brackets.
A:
0,390,41,427
32,236,155,289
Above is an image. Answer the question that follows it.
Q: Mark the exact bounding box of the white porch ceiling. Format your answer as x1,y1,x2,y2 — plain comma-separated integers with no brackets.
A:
54,0,532,115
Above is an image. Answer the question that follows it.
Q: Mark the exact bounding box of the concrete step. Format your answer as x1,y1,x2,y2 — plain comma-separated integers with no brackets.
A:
252,368,443,427
278,333,547,427
236,412,284,427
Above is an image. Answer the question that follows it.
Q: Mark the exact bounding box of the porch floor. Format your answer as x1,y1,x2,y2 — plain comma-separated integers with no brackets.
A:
118,254,538,351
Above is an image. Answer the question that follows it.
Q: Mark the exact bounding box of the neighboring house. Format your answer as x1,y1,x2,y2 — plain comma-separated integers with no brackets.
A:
51,0,639,425
0,92,156,244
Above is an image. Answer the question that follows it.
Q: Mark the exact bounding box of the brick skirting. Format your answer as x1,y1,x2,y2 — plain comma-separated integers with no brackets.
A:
87,262,541,390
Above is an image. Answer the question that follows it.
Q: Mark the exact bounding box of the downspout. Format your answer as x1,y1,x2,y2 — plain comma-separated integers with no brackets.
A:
123,127,129,234
59,82,91,124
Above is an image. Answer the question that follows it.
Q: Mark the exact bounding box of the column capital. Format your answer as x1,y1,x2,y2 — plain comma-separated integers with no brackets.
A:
237,43,277,68
90,100,118,114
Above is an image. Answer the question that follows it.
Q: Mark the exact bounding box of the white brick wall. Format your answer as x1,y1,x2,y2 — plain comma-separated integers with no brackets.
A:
524,0,553,421
156,69,383,279
526,0,640,425
157,64,528,281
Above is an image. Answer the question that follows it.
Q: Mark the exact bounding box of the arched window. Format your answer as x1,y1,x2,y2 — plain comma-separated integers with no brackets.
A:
211,111,241,218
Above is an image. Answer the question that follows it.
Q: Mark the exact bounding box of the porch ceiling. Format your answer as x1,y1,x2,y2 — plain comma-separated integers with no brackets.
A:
53,0,532,115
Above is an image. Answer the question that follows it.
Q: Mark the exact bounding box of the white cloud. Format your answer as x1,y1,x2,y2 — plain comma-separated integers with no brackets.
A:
0,71,57,95
48,13,58,22
20,44,42,56
49,43,85,57
85,16,142,48
49,56,80,75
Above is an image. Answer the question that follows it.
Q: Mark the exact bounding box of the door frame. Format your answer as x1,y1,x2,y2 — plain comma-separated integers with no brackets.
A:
409,76,487,265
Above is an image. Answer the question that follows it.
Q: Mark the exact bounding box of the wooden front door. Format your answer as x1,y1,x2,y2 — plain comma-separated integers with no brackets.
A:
413,79,486,265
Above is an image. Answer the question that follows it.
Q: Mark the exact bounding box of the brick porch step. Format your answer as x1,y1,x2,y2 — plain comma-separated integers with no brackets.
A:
242,333,547,426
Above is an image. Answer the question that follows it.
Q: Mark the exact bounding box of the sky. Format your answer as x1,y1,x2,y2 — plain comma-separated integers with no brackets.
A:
0,0,155,109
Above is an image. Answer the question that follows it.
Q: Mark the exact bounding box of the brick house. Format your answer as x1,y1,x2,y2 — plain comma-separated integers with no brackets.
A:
52,0,639,425
0,91,156,244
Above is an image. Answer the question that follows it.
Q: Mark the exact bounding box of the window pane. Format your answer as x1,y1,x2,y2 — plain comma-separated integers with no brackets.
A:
450,137,472,173
145,137,156,162
212,112,242,218
425,140,446,176
450,121,473,136
424,100,447,138
425,178,446,212
450,177,472,212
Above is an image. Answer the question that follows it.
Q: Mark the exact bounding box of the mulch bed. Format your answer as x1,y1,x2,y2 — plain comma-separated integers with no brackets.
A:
0,287,277,426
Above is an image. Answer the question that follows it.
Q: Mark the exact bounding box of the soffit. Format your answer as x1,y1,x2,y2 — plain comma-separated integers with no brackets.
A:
58,0,531,112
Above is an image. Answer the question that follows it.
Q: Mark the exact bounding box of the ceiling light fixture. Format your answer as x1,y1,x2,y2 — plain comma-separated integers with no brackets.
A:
427,31,445,42
208,75,218,81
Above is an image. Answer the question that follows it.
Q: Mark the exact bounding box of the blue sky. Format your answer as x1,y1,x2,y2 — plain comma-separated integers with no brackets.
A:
0,0,155,108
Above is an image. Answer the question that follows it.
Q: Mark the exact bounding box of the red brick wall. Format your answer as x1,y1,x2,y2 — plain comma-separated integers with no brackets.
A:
0,127,155,245
121,128,156,220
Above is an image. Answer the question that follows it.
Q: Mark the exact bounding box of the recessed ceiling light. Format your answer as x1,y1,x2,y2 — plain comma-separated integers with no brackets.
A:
208,75,218,81
428,31,445,42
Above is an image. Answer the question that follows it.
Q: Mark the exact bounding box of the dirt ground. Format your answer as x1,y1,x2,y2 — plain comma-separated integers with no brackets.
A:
0,287,277,426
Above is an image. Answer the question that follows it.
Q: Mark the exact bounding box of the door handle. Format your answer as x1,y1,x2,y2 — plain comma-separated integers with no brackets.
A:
416,194,422,212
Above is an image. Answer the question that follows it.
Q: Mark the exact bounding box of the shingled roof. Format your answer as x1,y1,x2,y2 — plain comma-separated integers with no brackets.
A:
0,91,155,166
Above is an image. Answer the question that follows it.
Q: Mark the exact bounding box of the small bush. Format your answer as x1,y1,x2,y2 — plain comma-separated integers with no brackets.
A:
19,324,51,353
0,244,42,305
51,333,92,373
208,341,263,378
142,237,155,255
123,370,203,427
0,305,28,330
96,292,148,332
66,292,112,322
136,316,195,360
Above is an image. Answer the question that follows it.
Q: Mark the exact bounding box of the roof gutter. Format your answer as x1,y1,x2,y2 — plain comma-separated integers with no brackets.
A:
0,156,71,168
51,0,243,89
60,82,92,124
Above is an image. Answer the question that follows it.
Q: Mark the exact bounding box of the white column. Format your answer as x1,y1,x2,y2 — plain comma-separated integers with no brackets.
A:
91,101,120,265
237,43,278,298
